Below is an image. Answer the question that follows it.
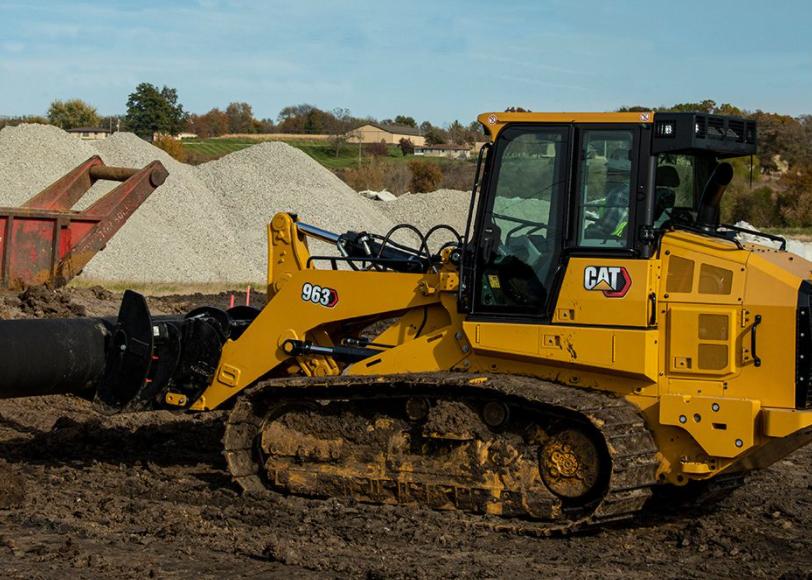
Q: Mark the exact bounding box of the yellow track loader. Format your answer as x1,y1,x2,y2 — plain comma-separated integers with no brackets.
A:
4,111,812,533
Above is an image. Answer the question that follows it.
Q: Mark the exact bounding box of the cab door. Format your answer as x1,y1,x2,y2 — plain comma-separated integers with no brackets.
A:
471,124,570,320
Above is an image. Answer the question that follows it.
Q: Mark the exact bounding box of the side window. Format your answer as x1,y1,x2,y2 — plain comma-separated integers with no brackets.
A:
577,130,634,248
476,127,567,315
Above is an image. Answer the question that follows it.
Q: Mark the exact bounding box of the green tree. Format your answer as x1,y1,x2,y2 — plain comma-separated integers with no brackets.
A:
394,115,417,128
423,126,447,145
125,83,188,140
47,99,100,130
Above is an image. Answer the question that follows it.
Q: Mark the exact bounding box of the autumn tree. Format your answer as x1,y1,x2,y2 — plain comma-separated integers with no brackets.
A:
409,160,443,192
125,83,188,140
47,99,100,130
328,107,353,157
226,102,255,133
187,108,229,138
776,166,812,226
399,137,415,156
751,111,807,172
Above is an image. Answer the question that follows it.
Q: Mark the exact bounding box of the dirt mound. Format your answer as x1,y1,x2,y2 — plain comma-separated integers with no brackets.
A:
17,286,87,318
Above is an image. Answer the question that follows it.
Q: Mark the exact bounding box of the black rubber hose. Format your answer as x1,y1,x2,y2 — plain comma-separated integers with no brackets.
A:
0,318,110,398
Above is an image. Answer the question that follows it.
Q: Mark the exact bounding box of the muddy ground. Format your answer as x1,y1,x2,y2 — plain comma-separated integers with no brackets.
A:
0,287,809,579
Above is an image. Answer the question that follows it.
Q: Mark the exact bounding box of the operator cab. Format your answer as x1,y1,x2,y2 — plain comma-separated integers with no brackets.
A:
463,111,757,318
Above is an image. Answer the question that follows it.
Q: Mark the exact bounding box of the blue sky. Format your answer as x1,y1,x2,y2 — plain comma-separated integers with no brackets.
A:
1,0,810,124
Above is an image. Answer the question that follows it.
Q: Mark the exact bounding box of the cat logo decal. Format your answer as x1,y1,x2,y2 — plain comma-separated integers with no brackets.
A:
583,266,631,298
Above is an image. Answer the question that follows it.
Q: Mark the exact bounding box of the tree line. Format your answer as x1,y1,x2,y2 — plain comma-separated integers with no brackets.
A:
0,82,484,146
3,86,812,225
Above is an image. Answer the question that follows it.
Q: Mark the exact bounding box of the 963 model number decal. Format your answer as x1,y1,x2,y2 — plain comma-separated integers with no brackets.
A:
301,282,339,308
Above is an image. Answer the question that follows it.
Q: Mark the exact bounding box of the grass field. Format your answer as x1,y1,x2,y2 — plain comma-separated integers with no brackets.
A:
181,138,405,169
181,138,256,160
180,137,476,192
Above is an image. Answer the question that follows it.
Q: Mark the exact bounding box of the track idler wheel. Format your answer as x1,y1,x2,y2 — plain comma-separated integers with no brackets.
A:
539,429,602,499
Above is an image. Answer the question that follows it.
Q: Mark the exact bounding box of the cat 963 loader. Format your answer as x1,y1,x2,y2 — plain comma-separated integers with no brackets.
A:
4,110,812,533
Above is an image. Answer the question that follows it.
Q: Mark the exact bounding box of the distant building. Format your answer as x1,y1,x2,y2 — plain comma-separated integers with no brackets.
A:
68,127,111,140
152,131,199,141
346,123,426,147
414,143,472,159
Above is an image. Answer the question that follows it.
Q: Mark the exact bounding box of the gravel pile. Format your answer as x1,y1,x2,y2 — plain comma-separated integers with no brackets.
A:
377,189,471,250
197,142,397,266
0,125,401,283
0,124,97,203
84,133,250,282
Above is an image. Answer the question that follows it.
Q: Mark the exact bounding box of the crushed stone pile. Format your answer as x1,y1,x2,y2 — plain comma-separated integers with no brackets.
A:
83,133,250,282
0,124,97,203
377,189,471,250
197,142,397,267
0,125,401,283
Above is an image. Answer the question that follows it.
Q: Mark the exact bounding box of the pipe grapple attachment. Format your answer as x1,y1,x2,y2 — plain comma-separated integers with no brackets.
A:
0,290,255,409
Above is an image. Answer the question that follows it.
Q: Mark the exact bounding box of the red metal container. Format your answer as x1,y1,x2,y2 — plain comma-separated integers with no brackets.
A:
0,155,168,288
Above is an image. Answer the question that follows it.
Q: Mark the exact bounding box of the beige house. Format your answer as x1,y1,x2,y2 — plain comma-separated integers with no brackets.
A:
346,123,425,146
414,143,472,160
68,127,111,140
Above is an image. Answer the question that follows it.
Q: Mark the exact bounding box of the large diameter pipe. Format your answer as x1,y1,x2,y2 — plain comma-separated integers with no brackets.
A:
0,318,110,398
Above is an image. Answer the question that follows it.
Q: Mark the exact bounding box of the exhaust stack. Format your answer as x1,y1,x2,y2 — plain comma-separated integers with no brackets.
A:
696,162,734,230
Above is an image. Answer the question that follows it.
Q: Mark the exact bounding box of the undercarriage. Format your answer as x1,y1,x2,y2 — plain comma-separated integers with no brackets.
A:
224,373,660,533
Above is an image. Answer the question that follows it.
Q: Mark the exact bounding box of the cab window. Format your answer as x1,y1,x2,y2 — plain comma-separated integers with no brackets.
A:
653,153,714,227
576,130,634,248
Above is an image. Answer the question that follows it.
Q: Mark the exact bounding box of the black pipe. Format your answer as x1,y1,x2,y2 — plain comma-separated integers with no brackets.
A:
696,162,734,229
0,318,110,398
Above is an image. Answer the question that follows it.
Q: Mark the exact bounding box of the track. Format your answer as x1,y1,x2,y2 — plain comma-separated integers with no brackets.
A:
224,372,660,535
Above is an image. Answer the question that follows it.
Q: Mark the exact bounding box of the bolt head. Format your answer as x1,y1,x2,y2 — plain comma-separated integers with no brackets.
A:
712,403,720,412
679,415,687,424
735,439,744,448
